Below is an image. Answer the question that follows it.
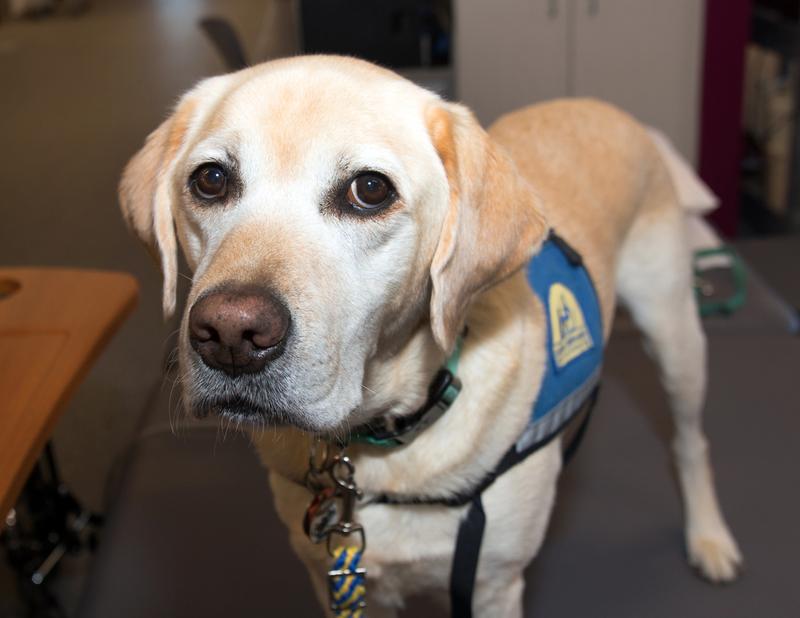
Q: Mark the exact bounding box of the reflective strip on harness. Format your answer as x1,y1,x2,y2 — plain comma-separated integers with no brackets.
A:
515,364,602,453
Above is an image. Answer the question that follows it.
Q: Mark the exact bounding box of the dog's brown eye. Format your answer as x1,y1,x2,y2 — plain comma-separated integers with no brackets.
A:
191,163,228,200
346,173,393,210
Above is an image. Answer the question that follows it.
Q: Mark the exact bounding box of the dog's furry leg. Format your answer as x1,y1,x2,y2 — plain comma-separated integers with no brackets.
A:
616,195,742,583
472,574,524,618
363,603,399,618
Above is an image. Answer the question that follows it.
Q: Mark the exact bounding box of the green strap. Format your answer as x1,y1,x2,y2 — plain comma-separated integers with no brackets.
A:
694,246,747,317
351,433,402,448
350,335,464,448
440,335,463,407
445,334,464,374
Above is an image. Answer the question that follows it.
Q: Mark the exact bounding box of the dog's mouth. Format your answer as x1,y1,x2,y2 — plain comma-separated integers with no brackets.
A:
191,394,329,432
194,395,282,424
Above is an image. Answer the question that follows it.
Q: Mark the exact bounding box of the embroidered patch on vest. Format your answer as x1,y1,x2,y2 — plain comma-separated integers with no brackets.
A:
548,282,594,368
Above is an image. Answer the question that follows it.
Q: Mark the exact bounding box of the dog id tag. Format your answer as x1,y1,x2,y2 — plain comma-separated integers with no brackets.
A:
303,487,341,543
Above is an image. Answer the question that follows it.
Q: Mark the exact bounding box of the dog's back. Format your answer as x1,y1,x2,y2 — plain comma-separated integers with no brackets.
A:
492,98,741,583
490,98,673,331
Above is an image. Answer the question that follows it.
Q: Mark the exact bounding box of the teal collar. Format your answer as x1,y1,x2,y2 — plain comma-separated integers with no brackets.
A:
350,336,464,448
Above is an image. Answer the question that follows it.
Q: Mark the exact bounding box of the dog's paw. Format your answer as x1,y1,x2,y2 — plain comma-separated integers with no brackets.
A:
687,531,743,583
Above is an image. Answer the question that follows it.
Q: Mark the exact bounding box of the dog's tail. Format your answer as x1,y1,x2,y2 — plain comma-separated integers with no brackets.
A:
646,127,718,215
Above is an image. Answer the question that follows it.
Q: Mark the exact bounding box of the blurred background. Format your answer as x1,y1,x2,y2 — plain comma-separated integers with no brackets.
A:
0,1,797,617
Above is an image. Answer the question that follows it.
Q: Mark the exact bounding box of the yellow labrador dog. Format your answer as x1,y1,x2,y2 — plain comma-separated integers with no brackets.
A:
120,55,741,616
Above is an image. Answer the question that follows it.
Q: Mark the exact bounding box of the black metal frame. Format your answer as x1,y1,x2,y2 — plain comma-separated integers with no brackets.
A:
1,443,102,618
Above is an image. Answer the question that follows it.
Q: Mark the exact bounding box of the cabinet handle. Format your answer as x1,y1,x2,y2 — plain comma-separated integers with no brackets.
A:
587,0,599,16
548,0,559,19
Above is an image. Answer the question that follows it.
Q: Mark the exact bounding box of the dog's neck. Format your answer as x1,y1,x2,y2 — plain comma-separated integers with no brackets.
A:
355,324,447,429
252,270,546,498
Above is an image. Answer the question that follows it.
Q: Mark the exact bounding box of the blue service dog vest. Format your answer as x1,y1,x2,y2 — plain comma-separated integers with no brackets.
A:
517,232,604,453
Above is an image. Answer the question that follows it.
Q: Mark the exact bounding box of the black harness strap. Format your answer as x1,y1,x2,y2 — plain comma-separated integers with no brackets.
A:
448,386,599,618
450,494,486,618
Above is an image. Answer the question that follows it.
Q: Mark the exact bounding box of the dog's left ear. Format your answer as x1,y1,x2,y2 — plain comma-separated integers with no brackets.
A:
426,102,548,352
119,96,198,318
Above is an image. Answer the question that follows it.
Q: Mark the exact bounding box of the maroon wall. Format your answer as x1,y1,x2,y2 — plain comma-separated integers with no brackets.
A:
698,0,752,237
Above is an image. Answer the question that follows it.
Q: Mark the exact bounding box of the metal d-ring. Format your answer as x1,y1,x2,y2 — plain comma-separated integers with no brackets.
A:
326,523,366,557
330,456,358,491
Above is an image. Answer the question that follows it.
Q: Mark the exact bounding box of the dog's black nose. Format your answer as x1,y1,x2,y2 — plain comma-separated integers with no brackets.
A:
188,286,290,376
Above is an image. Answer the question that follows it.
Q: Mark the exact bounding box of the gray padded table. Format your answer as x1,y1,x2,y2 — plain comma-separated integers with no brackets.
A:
79,240,800,617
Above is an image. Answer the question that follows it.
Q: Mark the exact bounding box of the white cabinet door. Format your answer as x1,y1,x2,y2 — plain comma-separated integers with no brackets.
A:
455,0,569,126
571,0,705,162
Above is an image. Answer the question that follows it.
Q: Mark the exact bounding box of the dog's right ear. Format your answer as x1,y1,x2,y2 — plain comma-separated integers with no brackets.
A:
119,96,198,318
426,102,549,353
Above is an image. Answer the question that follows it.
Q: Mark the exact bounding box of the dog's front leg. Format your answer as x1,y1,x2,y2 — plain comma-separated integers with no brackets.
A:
361,601,399,618
472,573,525,618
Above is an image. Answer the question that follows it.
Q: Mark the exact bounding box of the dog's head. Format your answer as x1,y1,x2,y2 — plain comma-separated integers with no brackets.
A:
120,56,546,432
